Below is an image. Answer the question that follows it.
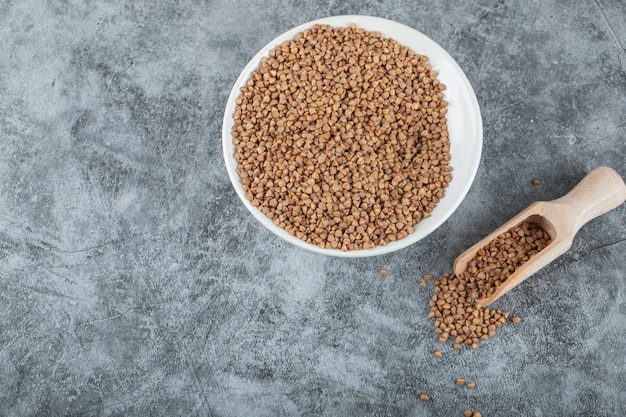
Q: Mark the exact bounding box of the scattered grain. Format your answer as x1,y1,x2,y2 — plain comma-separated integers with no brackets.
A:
466,381,476,390
380,269,388,277
532,179,541,186
455,378,465,386
420,393,429,401
512,316,521,324
434,350,442,358
427,221,551,349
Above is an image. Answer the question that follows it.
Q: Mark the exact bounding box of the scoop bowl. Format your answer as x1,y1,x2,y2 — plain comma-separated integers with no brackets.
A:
453,166,626,306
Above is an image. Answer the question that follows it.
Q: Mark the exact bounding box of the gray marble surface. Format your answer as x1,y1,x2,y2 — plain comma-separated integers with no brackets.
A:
1,1,625,416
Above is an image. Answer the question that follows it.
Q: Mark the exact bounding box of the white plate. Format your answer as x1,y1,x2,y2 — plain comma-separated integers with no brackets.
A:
222,15,482,257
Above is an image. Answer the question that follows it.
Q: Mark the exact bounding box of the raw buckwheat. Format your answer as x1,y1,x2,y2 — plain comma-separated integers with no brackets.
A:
232,23,450,250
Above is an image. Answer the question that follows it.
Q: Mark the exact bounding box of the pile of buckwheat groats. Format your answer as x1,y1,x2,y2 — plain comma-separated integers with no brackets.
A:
379,221,551,413
409,221,552,414
233,23,451,251
427,221,552,350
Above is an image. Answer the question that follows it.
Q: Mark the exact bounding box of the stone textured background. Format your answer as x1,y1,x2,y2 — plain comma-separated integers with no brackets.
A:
1,0,625,416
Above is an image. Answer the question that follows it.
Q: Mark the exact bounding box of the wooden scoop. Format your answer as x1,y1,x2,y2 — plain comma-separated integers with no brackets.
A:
453,166,626,307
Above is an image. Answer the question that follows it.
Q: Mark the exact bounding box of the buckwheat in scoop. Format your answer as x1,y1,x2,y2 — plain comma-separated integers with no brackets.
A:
428,221,552,349
232,23,451,251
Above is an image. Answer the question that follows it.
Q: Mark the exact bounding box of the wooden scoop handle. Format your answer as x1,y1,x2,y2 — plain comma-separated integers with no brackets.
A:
553,166,626,234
